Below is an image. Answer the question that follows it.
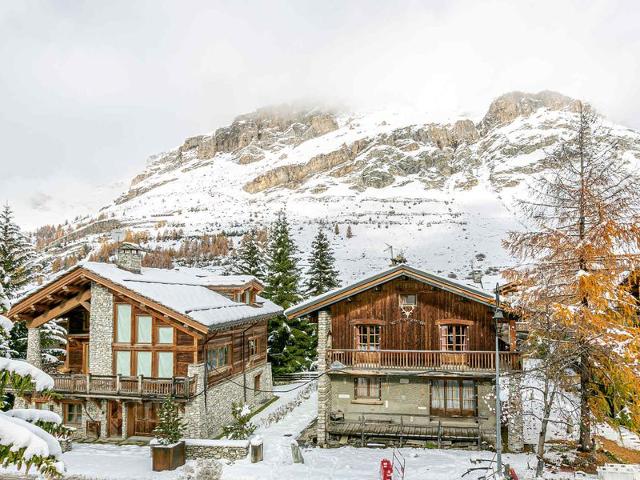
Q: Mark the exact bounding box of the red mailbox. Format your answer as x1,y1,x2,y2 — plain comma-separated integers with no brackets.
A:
380,459,393,480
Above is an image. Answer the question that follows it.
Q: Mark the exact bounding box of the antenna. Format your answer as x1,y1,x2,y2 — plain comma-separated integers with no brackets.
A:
384,243,394,261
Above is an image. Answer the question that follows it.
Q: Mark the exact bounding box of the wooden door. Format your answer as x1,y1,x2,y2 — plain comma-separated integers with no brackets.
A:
107,401,122,437
132,402,158,436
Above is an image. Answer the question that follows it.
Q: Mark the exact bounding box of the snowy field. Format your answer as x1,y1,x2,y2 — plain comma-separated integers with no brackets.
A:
0,380,611,480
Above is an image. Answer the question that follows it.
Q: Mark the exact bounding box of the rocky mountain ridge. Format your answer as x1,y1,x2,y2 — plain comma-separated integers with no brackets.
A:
48,91,640,286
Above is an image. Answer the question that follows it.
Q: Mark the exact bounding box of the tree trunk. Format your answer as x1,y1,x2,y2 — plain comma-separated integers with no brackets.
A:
536,379,556,478
579,349,591,451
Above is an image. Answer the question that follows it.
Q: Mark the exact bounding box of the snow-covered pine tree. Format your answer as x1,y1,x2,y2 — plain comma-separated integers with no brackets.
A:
504,102,640,453
231,229,265,280
305,227,340,297
0,205,37,358
153,397,186,445
263,211,316,374
0,311,65,478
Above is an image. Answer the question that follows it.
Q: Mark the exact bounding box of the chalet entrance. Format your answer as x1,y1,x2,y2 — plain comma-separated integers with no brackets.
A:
128,402,159,437
107,401,123,437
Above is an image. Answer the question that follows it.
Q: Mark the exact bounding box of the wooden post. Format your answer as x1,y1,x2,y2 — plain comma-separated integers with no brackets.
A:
86,373,91,394
250,437,263,463
437,420,442,448
138,375,143,395
116,374,121,394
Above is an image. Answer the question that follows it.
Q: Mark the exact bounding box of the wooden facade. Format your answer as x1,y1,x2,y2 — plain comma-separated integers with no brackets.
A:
324,277,516,356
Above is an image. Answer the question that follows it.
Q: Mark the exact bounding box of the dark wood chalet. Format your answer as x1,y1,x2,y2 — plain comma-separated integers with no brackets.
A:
8,243,281,440
285,264,523,449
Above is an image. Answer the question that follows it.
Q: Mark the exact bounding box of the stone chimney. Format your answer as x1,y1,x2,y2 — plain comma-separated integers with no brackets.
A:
117,242,143,273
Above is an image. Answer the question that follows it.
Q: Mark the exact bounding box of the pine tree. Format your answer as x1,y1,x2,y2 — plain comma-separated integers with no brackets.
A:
334,224,340,235
262,212,317,374
504,102,640,453
305,228,340,297
231,229,265,280
0,205,37,358
263,211,300,309
222,402,257,440
346,225,353,238
153,397,186,445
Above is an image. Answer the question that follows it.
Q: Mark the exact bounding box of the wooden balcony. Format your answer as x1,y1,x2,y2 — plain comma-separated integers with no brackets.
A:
52,374,197,399
327,349,521,372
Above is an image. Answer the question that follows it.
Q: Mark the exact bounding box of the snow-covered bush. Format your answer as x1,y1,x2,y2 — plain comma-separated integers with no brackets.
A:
222,403,256,440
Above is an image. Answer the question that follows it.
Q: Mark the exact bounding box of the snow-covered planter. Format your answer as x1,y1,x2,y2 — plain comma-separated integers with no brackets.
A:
183,438,249,461
151,440,186,472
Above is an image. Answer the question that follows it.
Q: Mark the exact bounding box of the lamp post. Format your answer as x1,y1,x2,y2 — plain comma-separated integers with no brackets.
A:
494,284,504,477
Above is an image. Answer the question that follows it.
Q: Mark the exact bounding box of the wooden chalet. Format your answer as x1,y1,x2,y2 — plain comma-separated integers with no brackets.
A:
8,243,282,440
285,264,523,449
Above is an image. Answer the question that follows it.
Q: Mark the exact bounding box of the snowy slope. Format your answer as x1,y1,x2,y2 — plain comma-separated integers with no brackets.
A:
47,91,640,287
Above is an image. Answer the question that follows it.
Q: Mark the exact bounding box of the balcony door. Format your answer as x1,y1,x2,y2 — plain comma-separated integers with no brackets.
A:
439,324,469,366
354,324,381,367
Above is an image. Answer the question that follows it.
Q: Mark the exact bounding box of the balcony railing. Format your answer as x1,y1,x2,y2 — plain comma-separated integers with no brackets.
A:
327,349,521,372
52,374,197,399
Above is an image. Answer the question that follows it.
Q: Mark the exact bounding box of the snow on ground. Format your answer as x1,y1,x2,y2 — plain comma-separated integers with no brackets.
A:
0,380,618,479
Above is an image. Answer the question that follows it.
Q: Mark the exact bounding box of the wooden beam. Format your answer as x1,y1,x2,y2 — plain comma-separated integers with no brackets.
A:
80,301,91,312
29,290,92,328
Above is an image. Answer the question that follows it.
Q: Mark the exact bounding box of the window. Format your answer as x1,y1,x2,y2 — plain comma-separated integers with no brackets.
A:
254,373,261,395
64,403,83,425
431,379,475,416
157,352,174,377
158,326,173,344
248,338,258,357
116,351,131,376
137,315,152,344
354,377,382,400
244,290,251,304
116,304,132,343
440,325,468,351
206,345,230,370
136,351,152,377
356,325,381,351
35,402,54,411
399,294,417,306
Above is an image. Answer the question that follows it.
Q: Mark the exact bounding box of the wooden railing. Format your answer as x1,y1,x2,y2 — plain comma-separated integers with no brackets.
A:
327,349,521,371
52,374,197,399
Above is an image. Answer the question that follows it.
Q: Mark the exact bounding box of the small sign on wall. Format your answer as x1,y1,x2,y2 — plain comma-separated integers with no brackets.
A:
338,394,350,399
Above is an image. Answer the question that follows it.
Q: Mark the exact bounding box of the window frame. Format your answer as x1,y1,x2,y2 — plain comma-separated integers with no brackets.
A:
430,379,476,417
156,351,174,378
399,293,417,307
353,377,382,403
136,315,153,344
63,402,83,425
356,325,381,351
115,303,132,344
439,324,469,351
247,337,260,359
206,343,231,372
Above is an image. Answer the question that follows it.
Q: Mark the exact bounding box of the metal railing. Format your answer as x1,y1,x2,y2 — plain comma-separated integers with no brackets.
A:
327,349,521,371
52,373,197,399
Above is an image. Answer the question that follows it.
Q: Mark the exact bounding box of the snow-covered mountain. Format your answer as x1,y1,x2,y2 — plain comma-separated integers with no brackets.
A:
44,91,640,287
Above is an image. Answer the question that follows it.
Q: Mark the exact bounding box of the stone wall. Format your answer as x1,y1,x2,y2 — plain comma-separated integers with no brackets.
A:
184,362,273,439
184,439,249,461
316,310,331,446
89,282,114,375
25,398,107,440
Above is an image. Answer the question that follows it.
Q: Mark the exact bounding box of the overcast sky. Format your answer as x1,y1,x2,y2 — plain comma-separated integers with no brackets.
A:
1,0,639,229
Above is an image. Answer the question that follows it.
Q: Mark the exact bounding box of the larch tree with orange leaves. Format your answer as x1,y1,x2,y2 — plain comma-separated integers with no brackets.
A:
504,102,640,453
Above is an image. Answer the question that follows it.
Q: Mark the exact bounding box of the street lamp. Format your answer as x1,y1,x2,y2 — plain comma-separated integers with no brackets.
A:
493,284,505,477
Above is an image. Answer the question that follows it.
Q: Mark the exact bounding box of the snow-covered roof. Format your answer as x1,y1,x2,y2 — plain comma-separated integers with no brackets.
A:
81,262,281,329
285,263,496,318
